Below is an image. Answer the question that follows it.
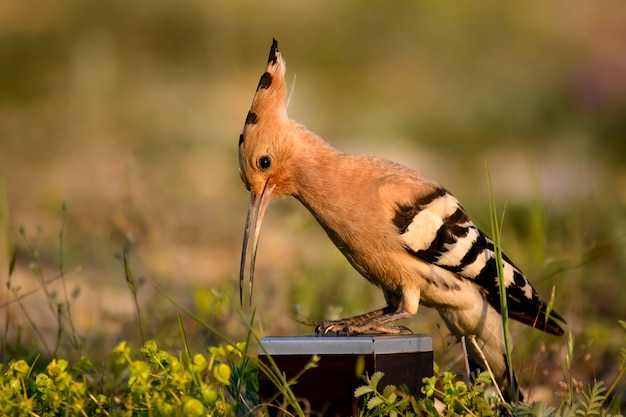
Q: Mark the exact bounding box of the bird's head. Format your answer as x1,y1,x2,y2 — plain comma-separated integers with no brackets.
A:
238,39,295,305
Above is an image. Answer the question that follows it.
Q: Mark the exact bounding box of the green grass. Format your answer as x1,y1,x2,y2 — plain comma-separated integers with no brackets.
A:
486,166,515,402
1,200,625,415
0,225,306,416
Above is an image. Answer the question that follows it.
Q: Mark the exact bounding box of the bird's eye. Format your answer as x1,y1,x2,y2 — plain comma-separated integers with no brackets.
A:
258,155,271,170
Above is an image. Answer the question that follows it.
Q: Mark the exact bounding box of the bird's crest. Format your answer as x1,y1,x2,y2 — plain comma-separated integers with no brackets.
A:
239,38,288,147
238,39,291,306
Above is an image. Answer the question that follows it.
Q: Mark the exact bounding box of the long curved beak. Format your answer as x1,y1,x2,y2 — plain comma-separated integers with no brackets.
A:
239,181,275,305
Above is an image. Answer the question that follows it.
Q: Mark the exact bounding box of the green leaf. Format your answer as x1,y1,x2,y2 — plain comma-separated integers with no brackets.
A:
383,384,396,395
72,356,94,373
576,381,607,416
474,371,492,385
383,385,397,400
355,386,373,397
123,251,135,294
369,371,385,389
367,396,384,409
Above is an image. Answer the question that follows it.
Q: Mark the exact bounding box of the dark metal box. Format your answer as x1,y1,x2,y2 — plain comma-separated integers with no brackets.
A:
258,334,433,416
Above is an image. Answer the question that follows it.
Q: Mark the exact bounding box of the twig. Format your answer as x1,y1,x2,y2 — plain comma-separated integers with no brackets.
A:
468,335,506,404
0,267,82,309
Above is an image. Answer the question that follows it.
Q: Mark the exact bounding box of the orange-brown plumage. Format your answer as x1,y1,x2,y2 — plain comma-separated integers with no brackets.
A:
238,39,566,403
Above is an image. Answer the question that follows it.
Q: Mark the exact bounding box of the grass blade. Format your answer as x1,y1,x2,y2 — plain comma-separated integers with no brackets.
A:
485,164,515,401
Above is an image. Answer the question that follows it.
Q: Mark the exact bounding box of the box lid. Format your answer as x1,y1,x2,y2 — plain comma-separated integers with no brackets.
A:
258,334,432,355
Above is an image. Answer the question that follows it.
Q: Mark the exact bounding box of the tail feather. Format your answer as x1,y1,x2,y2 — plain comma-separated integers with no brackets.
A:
508,302,566,336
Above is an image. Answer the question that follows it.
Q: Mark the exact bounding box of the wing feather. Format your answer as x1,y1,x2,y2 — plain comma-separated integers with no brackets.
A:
394,188,566,336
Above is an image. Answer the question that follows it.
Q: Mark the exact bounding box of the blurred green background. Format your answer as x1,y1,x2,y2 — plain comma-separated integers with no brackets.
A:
1,0,625,402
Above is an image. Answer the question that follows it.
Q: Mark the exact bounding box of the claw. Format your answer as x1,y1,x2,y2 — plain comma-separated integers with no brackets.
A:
316,319,411,335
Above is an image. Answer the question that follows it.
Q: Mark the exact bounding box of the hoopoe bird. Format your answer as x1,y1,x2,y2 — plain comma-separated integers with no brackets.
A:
238,39,566,402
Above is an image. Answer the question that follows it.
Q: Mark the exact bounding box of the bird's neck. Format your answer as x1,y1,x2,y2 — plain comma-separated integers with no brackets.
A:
289,128,361,221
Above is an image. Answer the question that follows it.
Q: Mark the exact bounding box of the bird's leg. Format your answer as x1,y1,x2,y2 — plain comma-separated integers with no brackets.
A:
461,336,472,386
316,306,412,335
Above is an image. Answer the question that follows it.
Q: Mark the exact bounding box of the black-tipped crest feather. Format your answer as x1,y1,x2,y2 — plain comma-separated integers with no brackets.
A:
257,72,272,90
268,38,279,65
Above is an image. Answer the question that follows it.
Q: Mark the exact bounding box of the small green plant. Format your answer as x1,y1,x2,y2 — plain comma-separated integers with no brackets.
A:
159,289,312,417
4,199,625,416
0,339,255,416
355,371,419,416
354,324,626,417
355,363,501,417
2,202,82,362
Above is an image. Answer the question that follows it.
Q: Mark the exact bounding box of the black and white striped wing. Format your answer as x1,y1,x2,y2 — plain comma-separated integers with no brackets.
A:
393,187,565,336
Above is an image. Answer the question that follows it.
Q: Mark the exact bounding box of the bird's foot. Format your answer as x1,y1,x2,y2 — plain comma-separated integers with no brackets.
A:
315,319,412,335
